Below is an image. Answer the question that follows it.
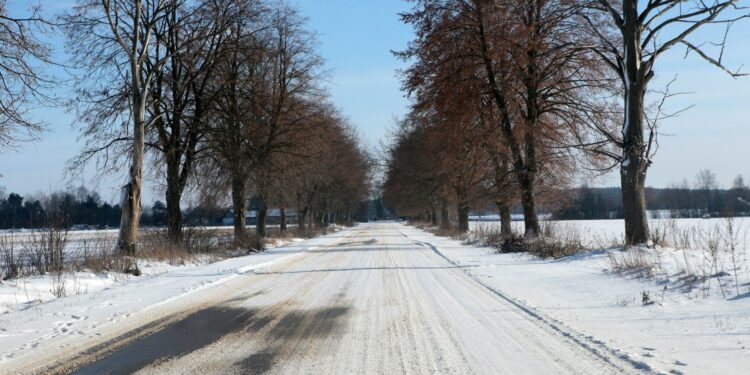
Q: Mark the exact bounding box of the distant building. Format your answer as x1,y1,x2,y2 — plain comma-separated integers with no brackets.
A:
223,209,298,226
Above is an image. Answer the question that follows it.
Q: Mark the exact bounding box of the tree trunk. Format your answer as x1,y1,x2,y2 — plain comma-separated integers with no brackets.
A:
280,207,287,232
457,204,470,233
478,2,541,240
497,201,512,239
456,186,470,233
256,203,267,250
430,204,438,226
231,173,247,244
298,206,307,232
165,160,182,242
519,173,540,239
440,199,450,230
620,2,651,245
620,80,650,245
118,96,145,256
621,167,650,245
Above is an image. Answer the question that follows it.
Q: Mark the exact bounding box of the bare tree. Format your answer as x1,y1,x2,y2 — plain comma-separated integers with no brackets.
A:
695,168,718,213
0,2,53,149
580,0,749,245
205,3,326,248
246,5,324,248
147,0,245,242
382,118,448,227
202,3,267,245
65,0,179,255
399,0,597,238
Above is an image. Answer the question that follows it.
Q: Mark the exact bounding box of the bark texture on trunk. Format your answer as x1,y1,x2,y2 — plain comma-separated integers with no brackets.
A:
231,173,247,244
477,8,540,240
497,202,512,239
298,206,308,232
457,204,470,233
620,0,651,245
165,162,182,242
440,199,450,230
114,0,146,258
456,188,470,233
518,173,540,239
256,203,267,250
621,162,650,245
322,207,330,227
118,98,145,256
280,208,287,232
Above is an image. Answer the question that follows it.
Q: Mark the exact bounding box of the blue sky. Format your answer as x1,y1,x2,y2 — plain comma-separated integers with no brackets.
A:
1,0,748,204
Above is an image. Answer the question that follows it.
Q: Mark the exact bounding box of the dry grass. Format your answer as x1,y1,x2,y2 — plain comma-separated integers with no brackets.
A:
1,225,317,281
468,221,587,259
608,218,749,299
608,248,662,278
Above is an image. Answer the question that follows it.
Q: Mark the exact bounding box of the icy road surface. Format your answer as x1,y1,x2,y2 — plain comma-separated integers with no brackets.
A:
20,223,642,374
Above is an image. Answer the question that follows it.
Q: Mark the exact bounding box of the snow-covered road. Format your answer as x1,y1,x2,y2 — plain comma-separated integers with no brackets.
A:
13,222,642,374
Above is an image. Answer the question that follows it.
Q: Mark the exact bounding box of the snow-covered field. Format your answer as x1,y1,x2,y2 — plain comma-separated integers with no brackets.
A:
444,218,750,373
0,233,305,315
0,226,237,257
2,221,748,374
471,218,750,299
472,217,750,249
0,230,344,370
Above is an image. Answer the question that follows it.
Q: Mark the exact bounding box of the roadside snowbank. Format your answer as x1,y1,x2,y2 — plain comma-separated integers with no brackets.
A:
404,225,750,375
0,236,308,315
0,230,348,365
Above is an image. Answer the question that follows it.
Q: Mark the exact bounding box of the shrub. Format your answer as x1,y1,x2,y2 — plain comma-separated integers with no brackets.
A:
608,247,661,278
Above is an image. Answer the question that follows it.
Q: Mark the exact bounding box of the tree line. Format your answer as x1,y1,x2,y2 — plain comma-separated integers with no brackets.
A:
1,0,370,253
383,0,747,245
556,174,750,220
0,187,234,230
0,188,120,229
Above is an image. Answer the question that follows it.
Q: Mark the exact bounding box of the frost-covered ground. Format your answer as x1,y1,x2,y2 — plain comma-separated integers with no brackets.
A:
0,234,306,315
0,231,346,368
472,218,750,299
2,221,748,374
473,217,750,248
421,218,750,373
0,226,241,258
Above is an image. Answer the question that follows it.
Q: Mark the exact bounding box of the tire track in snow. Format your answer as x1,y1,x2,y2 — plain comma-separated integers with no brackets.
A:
405,230,661,375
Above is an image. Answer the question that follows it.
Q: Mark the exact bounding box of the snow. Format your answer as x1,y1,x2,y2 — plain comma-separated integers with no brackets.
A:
2,221,749,374
0,226,238,259
45,223,633,374
403,218,750,374
0,230,345,367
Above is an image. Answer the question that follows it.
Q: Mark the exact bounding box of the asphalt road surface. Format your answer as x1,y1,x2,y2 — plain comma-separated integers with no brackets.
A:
63,222,638,374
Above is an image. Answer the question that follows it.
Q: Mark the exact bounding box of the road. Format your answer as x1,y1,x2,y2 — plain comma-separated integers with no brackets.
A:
62,222,637,374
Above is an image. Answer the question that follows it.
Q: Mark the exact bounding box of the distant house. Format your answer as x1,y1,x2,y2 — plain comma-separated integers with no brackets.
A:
223,209,298,226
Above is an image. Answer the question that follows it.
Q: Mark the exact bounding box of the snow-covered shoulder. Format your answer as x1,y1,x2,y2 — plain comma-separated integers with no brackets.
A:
0,228,351,368
402,224,750,375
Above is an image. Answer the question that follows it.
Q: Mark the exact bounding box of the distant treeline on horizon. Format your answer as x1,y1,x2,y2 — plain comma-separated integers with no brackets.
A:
4,181,749,229
552,184,750,220
0,187,227,230
467,175,750,221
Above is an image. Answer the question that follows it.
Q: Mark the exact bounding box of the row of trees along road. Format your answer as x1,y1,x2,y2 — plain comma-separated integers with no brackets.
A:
384,0,748,245
0,0,370,254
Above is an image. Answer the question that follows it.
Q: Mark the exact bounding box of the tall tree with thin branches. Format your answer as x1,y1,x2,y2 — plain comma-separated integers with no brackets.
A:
65,0,176,255
580,0,749,245
0,1,52,149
